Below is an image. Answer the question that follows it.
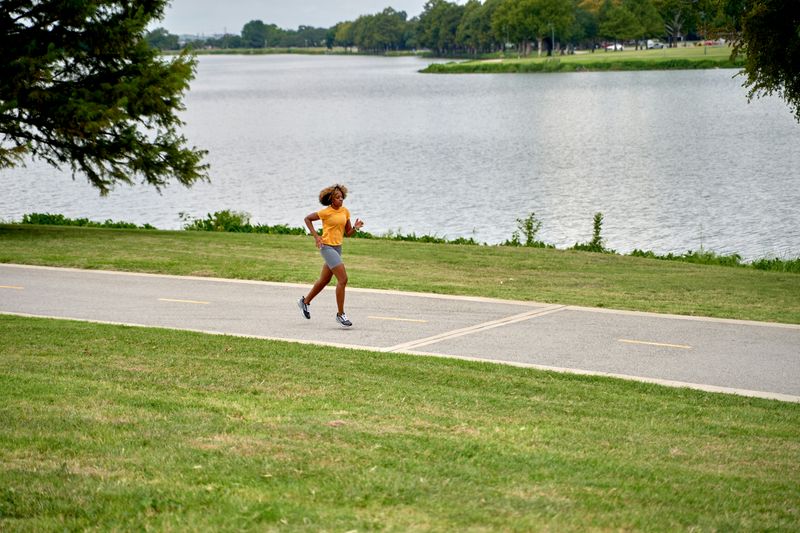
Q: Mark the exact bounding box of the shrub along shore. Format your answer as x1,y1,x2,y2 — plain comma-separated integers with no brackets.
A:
18,211,800,273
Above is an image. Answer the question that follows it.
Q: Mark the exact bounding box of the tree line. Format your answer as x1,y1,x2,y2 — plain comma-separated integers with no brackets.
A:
148,0,740,56
146,24,329,50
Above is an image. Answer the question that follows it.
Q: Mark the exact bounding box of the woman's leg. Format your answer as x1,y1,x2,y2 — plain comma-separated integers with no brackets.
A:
305,264,333,304
331,263,348,315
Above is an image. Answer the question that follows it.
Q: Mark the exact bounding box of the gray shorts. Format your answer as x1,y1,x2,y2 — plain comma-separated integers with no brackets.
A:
320,245,343,269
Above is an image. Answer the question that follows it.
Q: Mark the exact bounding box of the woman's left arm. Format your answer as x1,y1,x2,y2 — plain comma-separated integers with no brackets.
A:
345,218,364,237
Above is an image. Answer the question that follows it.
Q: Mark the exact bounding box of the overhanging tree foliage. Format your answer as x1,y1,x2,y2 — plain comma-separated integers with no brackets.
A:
727,0,800,122
0,0,208,194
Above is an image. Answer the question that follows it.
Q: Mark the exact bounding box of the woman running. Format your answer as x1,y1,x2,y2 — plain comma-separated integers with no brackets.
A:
297,184,364,327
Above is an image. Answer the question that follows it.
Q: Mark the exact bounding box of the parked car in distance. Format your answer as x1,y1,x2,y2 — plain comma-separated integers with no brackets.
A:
647,39,666,49
698,38,726,46
605,43,623,51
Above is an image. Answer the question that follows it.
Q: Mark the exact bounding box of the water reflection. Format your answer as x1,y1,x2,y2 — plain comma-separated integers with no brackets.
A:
1,54,798,259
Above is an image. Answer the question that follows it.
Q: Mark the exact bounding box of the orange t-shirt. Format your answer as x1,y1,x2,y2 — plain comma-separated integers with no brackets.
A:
317,206,350,246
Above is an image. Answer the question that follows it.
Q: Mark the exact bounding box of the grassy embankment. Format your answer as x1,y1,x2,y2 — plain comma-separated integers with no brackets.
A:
2,225,799,528
1,315,798,530
422,45,743,73
2,224,799,324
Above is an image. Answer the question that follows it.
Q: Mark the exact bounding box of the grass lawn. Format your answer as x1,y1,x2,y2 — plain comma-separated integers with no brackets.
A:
510,44,732,63
423,45,742,73
1,224,799,324
1,315,798,531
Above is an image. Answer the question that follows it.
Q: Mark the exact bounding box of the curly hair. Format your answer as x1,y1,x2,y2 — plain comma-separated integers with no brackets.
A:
318,184,348,206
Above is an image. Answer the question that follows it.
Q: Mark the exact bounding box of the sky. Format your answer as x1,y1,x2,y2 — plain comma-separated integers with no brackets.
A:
160,0,430,36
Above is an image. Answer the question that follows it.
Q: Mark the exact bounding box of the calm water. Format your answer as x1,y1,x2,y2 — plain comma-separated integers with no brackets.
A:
3,54,799,259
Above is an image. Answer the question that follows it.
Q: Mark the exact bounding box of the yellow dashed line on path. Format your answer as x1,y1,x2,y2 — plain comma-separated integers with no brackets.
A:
618,338,691,350
368,316,428,323
0,285,24,290
158,298,210,305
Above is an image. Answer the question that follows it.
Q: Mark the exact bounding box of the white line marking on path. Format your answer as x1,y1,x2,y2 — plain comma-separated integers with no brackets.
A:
384,305,566,353
0,311,384,353
158,298,210,305
618,338,692,350
401,348,800,404
368,316,428,323
0,285,24,290
566,304,800,330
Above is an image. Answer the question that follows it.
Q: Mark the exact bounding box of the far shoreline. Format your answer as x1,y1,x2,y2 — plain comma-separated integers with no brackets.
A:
162,44,743,75
420,45,743,74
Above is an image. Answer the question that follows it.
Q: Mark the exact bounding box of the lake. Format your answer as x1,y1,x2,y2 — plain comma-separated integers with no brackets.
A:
2,54,799,259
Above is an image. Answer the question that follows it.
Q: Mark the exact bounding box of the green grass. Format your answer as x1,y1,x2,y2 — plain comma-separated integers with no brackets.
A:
1,315,798,531
2,224,799,324
423,45,743,73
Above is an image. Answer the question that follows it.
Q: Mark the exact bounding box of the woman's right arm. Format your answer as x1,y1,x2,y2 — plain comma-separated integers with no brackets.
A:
304,212,323,248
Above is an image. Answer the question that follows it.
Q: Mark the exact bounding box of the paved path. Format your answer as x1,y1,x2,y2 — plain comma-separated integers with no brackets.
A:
2,263,799,403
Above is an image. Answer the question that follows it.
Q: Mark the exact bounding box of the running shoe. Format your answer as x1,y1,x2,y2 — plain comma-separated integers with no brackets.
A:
335,312,352,328
297,296,310,319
